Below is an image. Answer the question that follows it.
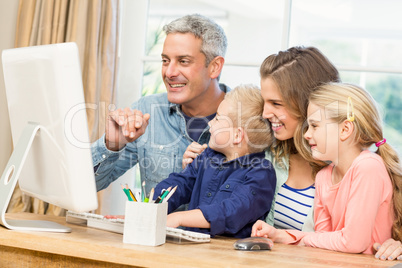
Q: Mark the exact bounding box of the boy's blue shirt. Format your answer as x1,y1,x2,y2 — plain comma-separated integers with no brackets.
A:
154,147,276,238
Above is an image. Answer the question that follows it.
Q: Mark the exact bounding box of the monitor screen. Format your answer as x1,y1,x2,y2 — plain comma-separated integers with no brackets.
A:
0,42,98,232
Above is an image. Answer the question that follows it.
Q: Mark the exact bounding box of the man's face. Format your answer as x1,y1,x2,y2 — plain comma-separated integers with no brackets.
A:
161,33,212,109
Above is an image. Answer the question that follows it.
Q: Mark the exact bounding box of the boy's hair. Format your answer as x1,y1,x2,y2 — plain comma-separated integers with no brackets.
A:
163,14,227,67
260,46,340,174
224,85,272,154
309,82,402,241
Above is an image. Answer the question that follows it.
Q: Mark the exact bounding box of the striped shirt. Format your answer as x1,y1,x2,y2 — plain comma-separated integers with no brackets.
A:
273,183,315,231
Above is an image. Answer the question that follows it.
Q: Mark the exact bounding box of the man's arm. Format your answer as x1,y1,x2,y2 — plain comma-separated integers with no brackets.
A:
91,99,149,191
92,136,140,191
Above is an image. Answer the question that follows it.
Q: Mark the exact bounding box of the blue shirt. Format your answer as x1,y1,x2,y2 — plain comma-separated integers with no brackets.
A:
154,147,277,238
92,84,229,193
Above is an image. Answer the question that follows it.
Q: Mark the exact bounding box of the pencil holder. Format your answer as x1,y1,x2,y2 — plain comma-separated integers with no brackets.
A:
123,201,168,246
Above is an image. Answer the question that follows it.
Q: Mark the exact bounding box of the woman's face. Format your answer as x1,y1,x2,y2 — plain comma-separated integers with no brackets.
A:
261,78,299,141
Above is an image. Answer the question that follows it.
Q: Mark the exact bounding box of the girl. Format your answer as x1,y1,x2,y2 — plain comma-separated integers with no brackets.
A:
252,83,402,255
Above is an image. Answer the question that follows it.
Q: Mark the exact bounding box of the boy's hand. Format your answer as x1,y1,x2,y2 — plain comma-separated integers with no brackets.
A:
166,210,210,229
373,238,402,261
182,142,208,169
104,215,125,219
105,108,150,151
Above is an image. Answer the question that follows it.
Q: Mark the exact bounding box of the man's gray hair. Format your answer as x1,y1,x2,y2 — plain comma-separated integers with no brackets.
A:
163,14,227,66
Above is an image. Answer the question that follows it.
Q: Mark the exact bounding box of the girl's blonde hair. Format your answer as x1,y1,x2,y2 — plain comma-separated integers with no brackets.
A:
224,85,272,154
309,82,402,241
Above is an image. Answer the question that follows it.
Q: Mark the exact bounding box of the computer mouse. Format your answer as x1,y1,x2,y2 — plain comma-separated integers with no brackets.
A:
233,237,274,251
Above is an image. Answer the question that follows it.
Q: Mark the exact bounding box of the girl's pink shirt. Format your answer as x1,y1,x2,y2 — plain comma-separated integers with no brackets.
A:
286,150,393,254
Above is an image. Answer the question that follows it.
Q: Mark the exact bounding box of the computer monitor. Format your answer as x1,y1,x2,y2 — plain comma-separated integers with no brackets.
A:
0,42,98,232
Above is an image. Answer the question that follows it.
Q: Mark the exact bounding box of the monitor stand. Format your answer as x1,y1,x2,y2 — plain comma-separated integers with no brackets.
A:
0,122,71,232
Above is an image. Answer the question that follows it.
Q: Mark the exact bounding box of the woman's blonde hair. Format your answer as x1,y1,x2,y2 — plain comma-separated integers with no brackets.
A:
260,46,340,174
309,82,402,241
224,84,272,154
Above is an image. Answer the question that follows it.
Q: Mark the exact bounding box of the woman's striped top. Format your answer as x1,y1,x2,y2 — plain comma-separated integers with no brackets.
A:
273,183,315,231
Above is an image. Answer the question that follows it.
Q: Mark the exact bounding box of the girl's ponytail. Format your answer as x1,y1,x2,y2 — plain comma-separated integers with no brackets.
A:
376,143,402,241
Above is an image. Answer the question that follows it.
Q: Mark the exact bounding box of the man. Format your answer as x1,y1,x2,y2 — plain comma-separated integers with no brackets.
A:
92,14,229,194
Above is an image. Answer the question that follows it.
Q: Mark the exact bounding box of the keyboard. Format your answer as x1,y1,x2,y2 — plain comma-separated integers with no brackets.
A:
66,211,210,243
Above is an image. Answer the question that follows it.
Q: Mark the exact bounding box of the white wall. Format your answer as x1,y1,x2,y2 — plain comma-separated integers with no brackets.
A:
0,1,19,173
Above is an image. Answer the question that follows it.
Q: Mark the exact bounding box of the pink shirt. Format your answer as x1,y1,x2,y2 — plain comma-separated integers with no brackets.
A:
286,150,393,254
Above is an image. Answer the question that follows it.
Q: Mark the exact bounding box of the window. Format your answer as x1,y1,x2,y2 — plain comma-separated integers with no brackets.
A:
290,0,402,153
120,0,402,153
142,0,287,95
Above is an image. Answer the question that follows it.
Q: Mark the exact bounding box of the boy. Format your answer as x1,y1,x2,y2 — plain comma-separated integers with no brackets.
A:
154,85,276,238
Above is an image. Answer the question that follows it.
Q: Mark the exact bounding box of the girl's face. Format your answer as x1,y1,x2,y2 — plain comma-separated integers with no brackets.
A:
261,78,299,141
304,102,340,163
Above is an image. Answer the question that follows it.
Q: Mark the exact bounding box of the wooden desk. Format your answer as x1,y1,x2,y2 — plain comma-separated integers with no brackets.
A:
0,213,399,268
